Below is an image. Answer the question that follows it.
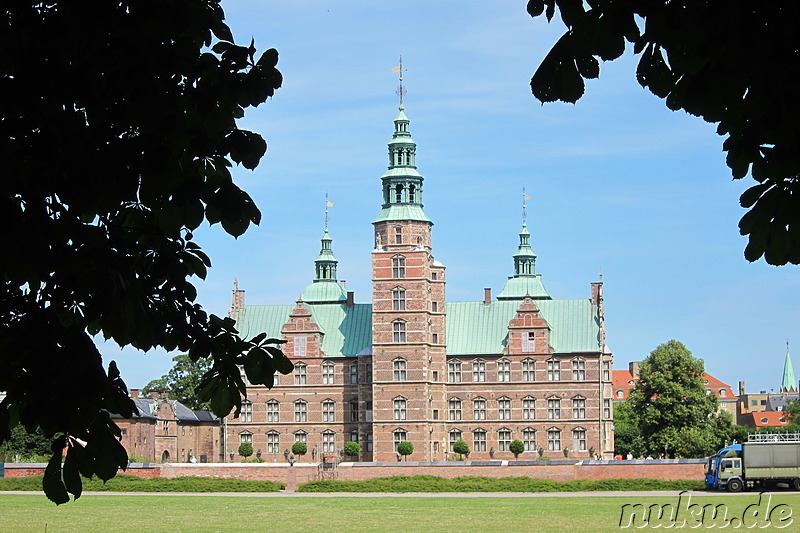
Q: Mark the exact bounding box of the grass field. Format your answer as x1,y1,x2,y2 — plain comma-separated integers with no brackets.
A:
1,493,798,532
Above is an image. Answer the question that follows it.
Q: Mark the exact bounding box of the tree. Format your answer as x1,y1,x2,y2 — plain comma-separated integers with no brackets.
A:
452,439,469,459
626,340,730,457
238,442,253,461
527,2,800,265
396,441,414,461
291,441,308,457
143,354,212,409
611,401,646,458
785,399,800,425
343,441,361,458
0,425,53,462
0,1,290,504
509,439,525,459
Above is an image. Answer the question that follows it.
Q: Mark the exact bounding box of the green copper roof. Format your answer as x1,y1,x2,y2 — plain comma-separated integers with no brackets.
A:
233,303,372,357
300,280,347,303
496,275,550,300
373,204,431,223
446,299,601,355
781,347,797,392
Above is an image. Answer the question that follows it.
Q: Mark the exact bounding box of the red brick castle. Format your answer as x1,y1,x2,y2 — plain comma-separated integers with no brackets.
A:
227,106,614,461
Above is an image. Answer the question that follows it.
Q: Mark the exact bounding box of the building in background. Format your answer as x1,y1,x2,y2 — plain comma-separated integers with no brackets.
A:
226,105,613,461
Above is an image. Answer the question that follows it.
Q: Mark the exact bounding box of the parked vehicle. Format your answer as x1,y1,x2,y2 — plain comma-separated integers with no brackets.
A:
706,433,800,492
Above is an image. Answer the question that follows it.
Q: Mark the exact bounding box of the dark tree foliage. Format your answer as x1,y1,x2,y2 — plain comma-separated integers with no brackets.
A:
343,441,361,457
291,441,308,456
143,354,212,410
0,1,291,504
527,1,800,265
508,439,525,459
0,425,53,461
396,441,414,459
452,439,469,458
238,442,254,460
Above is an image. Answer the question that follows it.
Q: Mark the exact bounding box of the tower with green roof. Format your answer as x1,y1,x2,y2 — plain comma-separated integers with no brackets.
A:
496,223,551,301
300,228,347,304
781,342,797,393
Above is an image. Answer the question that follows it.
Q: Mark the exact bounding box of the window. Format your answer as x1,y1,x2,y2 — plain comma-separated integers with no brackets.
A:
322,431,336,453
497,359,510,382
523,428,537,451
350,400,359,422
322,400,335,422
294,431,307,443
394,397,407,420
603,361,611,381
498,429,512,451
294,363,307,385
350,364,358,384
267,432,280,454
162,420,169,434
498,397,511,420
547,359,560,381
392,256,406,278
393,358,407,381
448,360,462,382
366,433,373,452
603,399,611,419
473,430,487,452
720,390,727,397
433,370,439,381
572,359,586,381
395,184,403,202
523,397,536,420
393,321,406,343
431,301,438,312
616,390,624,399
548,428,561,451
266,400,279,422
393,429,407,451
350,431,359,443
548,398,561,419
431,272,437,280
239,432,252,445
449,398,462,421
523,331,536,352
395,226,402,244
473,398,486,420
523,359,535,381
572,397,586,419
322,363,335,384
573,429,587,451
294,336,307,357
449,430,462,451
294,400,307,422
392,288,406,310
241,401,253,423
432,333,439,344
472,359,486,382
433,409,439,420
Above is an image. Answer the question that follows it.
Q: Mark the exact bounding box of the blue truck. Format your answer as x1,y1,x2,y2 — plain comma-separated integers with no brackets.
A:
705,434,800,492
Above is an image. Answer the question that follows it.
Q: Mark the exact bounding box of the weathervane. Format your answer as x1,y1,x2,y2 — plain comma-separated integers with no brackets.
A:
392,55,406,106
324,192,333,229
522,186,531,224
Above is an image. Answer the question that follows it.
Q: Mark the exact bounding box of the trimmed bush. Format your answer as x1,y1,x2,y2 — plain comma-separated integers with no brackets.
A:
238,442,253,461
396,441,413,460
343,441,360,457
452,439,469,459
297,475,704,493
291,441,307,456
509,440,524,459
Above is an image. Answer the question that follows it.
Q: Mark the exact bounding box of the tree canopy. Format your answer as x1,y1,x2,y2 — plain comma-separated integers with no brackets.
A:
527,2,800,265
624,340,732,457
0,0,291,504
143,354,212,410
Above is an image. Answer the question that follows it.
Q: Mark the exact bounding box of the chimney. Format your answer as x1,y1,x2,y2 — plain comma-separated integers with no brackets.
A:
229,277,245,318
739,381,746,397
346,291,354,307
484,288,492,304
130,389,139,399
340,280,346,288
629,361,640,378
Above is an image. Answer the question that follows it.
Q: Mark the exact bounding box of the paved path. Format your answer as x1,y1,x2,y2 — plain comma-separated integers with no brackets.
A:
2,490,791,498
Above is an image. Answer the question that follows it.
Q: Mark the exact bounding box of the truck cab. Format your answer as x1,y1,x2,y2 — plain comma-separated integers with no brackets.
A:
706,434,800,492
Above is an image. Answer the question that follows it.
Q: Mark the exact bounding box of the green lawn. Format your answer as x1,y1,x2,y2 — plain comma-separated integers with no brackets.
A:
1,493,798,532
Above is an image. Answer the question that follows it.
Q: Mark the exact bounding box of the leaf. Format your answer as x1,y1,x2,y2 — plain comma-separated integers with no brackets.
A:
526,0,545,17
44,436,69,505
62,444,83,500
739,183,771,209
575,55,599,79
266,345,294,374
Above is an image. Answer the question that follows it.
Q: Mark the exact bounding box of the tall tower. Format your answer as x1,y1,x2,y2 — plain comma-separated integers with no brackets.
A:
371,105,447,461
781,342,797,393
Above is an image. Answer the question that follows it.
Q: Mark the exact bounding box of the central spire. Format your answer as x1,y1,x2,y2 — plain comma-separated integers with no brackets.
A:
497,192,550,301
781,341,797,393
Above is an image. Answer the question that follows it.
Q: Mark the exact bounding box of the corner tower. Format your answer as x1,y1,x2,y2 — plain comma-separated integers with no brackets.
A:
371,106,447,461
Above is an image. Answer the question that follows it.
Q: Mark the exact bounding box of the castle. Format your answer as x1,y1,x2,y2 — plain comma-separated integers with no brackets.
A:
226,105,614,461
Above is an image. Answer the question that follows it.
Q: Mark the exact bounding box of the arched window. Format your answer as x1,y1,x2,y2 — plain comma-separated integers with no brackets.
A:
547,428,561,451
473,397,486,420
497,359,511,382
395,184,403,203
572,396,586,419
448,398,462,421
322,400,335,422
498,397,511,420
523,396,536,420
322,362,335,384
393,358,407,381
266,400,279,422
523,428,537,451
448,359,462,382
322,430,336,453
294,362,307,385
473,429,487,452
408,183,416,202
294,400,307,422
393,321,406,343
572,428,587,451
393,397,407,420
266,431,280,454
522,359,535,381
392,255,406,278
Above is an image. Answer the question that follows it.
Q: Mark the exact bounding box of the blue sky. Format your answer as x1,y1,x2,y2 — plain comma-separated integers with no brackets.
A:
105,1,798,396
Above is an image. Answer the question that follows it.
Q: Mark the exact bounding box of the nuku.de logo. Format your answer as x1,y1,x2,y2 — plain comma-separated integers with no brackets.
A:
619,492,793,529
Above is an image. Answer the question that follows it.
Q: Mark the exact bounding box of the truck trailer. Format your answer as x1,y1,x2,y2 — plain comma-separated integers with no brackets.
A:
705,433,800,492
